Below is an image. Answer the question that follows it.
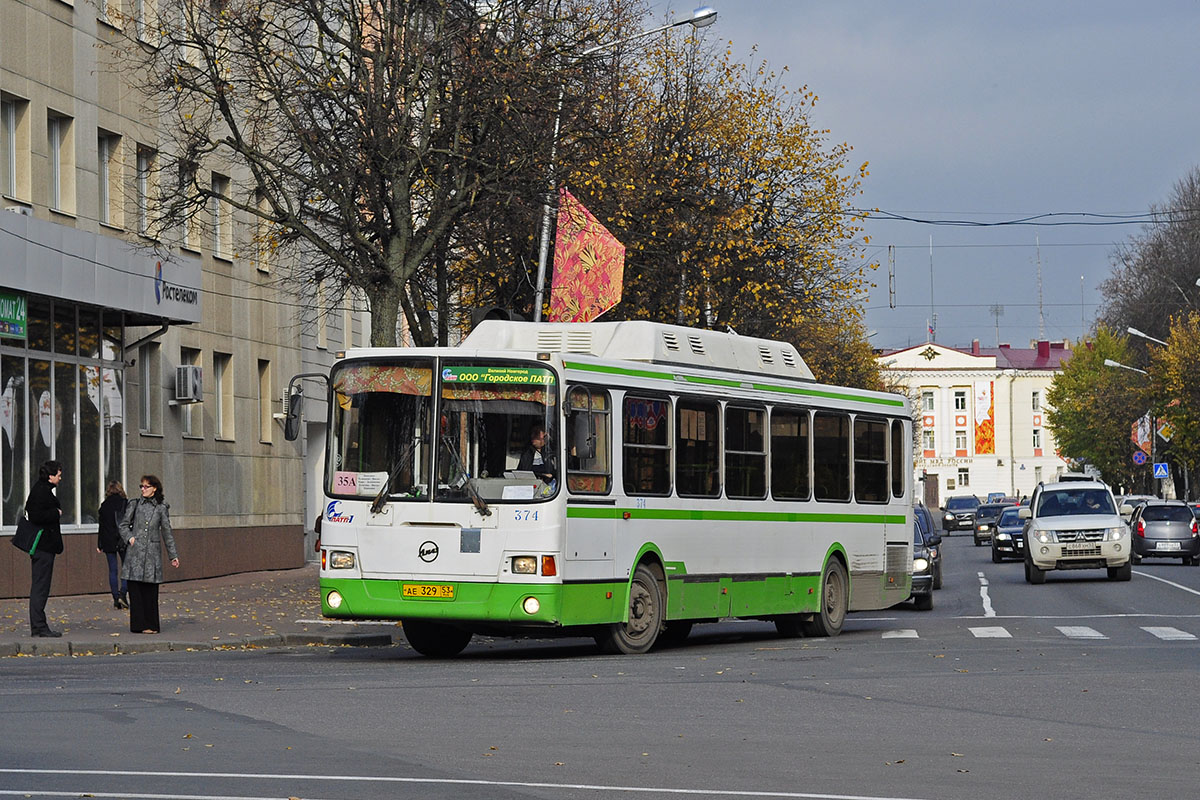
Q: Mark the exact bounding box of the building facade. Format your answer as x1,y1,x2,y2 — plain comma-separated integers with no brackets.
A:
880,339,1073,508
0,0,369,597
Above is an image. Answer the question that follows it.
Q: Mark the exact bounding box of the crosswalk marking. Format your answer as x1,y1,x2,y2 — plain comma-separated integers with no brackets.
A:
969,626,1012,638
1055,625,1107,639
881,629,919,639
1141,626,1197,641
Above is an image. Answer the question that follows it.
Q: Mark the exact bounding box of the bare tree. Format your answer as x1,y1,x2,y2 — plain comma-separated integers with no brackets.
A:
115,0,613,345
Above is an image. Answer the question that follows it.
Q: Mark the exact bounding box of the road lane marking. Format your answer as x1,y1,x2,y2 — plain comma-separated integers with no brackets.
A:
1056,625,1107,639
0,768,947,800
1141,626,1197,641
977,571,995,617
969,626,1011,638
1132,570,1200,597
882,629,919,639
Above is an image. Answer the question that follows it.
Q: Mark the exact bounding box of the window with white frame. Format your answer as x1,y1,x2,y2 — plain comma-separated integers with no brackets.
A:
258,359,272,443
97,131,122,227
211,173,231,259
252,190,271,272
922,429,935,452
135,0,160,45
47,113,76,214
138,341,162,434
214,351,234,439
181,165,200,251
1032,390,1041,411
315,278,328,349
135,144,156,236
958,467,969,487
921,390,934,412
180,347,202,437
2,95,31,200
1032,428,1042,449
955,430,968,451
953,389,967,412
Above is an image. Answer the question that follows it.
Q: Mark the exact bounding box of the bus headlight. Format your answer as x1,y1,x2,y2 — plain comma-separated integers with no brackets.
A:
522,596,541,615
512,556,537,574
327,590,344,610
329,551,356,569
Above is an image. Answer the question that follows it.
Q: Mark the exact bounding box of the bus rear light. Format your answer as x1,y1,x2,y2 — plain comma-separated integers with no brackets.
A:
512,556,537,574
522,596,541,615
541,555,557,576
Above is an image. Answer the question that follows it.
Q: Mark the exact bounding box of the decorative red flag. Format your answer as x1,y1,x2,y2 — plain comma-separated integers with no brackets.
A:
549,188,625,322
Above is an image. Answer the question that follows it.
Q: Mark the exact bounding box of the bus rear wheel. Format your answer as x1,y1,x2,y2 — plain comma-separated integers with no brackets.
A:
402,620,472,657
802,558,848,637
596,564,663,654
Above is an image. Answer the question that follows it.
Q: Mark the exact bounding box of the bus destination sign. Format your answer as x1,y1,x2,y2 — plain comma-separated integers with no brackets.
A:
442,366,555,385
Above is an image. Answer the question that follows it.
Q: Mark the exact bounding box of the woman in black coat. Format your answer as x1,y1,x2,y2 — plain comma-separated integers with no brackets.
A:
24,459,64,638
96,481,128,609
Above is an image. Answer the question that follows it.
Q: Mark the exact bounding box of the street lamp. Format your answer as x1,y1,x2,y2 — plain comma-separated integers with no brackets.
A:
532,6,718,322
1103,358,1147,375
1127,326,1168,347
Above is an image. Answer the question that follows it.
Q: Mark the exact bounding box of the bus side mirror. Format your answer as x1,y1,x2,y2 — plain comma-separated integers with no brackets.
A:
284,387,302,441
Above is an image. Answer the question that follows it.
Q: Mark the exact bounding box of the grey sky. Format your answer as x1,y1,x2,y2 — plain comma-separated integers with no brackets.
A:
656,1,1200,350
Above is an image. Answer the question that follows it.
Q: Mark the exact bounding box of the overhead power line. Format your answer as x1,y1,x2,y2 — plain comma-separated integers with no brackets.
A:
855,210,1183,227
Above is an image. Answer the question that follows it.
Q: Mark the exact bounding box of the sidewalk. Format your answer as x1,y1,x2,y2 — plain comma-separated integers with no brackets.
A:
0,564,402,657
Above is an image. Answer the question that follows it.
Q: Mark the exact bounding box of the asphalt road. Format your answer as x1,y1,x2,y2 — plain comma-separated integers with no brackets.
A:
3,533,1199,800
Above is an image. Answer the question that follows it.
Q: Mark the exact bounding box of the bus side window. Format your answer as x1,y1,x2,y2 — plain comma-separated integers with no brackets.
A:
567,386,612,494
771,407,810,500
623,394,671,496
813,411,850,502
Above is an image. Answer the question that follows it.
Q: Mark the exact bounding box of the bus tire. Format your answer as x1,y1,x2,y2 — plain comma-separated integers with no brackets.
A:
801,558,848,637
595,564,663,654
402,620,472,657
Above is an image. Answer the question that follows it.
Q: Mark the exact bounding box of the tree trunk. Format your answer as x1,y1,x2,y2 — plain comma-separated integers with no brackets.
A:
369,284,401,348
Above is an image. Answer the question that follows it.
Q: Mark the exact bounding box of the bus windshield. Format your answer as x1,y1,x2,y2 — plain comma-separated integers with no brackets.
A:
326,359,559,503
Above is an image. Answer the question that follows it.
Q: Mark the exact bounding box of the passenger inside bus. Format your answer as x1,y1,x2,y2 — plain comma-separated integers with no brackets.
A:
517,423,557,482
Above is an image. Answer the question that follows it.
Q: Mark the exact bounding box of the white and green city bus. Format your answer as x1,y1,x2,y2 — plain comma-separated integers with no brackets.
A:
285,321,913,656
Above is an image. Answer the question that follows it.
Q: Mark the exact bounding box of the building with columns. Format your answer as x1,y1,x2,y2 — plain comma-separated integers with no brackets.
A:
879,339,1073,508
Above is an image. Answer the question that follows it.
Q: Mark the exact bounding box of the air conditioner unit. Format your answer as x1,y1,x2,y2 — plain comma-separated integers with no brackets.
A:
4,206,32,216
175,365,203,403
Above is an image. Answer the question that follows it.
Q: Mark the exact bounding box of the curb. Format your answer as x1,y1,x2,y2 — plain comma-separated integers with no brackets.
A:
4,632,399,658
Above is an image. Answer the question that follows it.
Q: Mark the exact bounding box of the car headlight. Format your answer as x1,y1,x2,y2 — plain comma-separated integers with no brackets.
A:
997,533,1011,541
944,513,954,521
328,551,356,569
979,524,990,531
1104,526,1126,541
1035,529,1058,544
913,557,930,572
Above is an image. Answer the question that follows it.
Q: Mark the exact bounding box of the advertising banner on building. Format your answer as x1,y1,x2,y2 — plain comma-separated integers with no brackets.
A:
1132,413,1152,455
973,380,995,454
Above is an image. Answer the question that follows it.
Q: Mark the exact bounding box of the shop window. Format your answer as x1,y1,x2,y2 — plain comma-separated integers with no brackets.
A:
771,407,809,500
623,395,670,496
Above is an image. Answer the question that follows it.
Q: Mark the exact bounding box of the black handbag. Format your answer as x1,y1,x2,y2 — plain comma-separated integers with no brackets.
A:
10,517,43,555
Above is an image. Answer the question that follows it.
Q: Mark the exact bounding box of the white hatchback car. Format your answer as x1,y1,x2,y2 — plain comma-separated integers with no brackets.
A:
1019,480,1131,583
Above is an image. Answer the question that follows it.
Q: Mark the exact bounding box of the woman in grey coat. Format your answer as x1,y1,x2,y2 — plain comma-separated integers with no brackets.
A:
120,474,180,633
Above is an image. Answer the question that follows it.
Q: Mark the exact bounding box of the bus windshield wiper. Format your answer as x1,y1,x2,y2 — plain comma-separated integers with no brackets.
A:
441,434,491,517
371,442,414,515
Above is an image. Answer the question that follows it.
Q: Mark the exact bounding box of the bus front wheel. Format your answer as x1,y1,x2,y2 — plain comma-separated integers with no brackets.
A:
802,558,848,637
596,564,663,655
402,620,472,658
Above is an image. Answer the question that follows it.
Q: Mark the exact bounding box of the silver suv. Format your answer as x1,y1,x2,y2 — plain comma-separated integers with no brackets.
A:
1019,480,1131,583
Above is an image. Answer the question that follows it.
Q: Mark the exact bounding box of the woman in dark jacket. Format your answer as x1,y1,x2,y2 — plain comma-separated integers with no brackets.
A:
120,474,179,634
96,481,128,609
24,459,64,638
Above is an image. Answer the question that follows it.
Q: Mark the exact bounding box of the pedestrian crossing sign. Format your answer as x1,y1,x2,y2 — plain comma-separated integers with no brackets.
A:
1153,462,1169,479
